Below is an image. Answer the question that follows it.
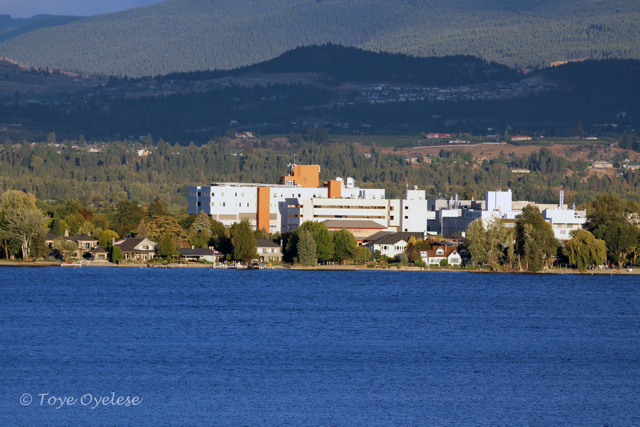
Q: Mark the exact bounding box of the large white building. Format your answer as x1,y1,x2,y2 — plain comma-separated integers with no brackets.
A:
188,164,428,236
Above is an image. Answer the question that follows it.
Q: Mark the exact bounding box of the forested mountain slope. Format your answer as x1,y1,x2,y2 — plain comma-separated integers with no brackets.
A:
0,16,82,44
0,0,638,77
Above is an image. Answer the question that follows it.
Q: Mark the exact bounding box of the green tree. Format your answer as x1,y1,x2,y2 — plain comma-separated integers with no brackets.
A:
50,218,69,236
298,221,334,261
189,211,212,248
147,215,188,243
3,207,47,261
466,218,488,264
54,237,77,261
147,196,170,218
230,218,257,262
112,200,144,237
563,229,607,272
297,230,317,266
158,233,178,258
515,205,559,271
135,219,148,238
333,228,357,262
355,246,371,262
108,245,124,263
594,221,640,269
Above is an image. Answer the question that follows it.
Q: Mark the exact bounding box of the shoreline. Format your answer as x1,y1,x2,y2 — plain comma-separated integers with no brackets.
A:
1,260,638,274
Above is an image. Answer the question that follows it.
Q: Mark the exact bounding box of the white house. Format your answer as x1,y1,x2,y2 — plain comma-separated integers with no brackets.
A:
420,246,462,266
368,232,424,259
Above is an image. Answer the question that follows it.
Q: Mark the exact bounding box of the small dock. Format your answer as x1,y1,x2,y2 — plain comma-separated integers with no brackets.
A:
61,262,84,268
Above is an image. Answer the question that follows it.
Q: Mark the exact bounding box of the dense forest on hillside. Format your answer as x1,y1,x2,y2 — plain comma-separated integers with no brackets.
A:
1,57,638,141
0,0,638,76
0,15,81,44
158,45,520,85
1,139,639,208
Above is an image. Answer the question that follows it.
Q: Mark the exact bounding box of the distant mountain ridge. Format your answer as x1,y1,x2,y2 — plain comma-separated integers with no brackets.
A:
0,0,638,77
0,15,82,44
157,44,520,86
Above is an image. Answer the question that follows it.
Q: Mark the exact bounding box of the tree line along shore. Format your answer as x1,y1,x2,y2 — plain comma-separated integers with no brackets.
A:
0,187,638,273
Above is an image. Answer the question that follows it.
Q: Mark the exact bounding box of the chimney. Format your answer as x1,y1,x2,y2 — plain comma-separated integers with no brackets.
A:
64,229,69,237
191,245,194,249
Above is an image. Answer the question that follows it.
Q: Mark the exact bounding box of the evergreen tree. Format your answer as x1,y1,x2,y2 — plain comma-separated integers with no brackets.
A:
135,219,148,238
298,221,334,261
297,230,316,266
147,196,170,218
50,218,68,236
158,233,178,258
108,244,124,263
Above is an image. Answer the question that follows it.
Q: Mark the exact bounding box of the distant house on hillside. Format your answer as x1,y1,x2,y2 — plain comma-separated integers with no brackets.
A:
510,168,531,174
137,149,151,157
235,132,254,139
592,161,613,169
426,133,453,139
511,135,532,141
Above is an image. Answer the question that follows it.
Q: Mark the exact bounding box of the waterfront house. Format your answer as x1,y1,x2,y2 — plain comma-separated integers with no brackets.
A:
113,237,157,261
88,246,109,261
256,238,282,262
420,246,462,266
66,233,99,258
368,232,424,259
178,247,219,263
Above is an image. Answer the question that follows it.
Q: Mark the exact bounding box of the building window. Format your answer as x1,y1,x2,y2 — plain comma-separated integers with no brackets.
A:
197,192,201,197
242,193,244,197
390,216,394,220
211,202,214,207
405,216,408,219
235,193,237,197
223,202,225,207
221,192,224,197
405,206,409,210
247,203,249,207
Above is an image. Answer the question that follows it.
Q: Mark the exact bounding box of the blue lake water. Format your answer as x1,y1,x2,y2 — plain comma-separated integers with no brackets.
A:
1,267,639,426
